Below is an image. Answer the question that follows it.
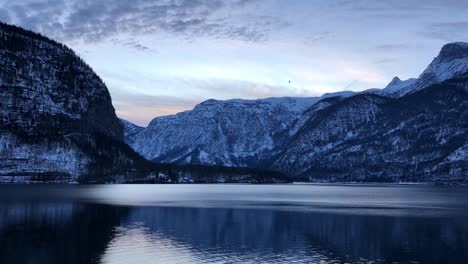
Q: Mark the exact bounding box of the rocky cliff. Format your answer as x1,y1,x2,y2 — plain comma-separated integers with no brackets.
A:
0,22,146,182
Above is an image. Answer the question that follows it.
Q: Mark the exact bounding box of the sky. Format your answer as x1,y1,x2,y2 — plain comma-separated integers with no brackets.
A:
1,0,468,126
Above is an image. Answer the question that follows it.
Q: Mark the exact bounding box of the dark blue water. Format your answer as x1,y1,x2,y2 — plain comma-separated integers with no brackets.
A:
0,184,467,263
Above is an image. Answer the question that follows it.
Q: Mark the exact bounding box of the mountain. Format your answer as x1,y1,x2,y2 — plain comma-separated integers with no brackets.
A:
120,119,144,139
271,42,468,183
271,78,468,182
124,42,468,183
379,76,417,96
0,22,149,182
124,93,354,167
382,42,468,97
417,42,468,87
125,97,317,166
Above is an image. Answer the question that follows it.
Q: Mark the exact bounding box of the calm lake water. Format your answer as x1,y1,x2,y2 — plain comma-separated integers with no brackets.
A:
0,184,467,264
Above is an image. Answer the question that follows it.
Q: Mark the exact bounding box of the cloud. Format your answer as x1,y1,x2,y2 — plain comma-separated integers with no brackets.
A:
110,38,158,53
422,21,468,41
373,58,397,64
303,31,336,44
180,78,318,99
1,0,285,44
373,44,411,52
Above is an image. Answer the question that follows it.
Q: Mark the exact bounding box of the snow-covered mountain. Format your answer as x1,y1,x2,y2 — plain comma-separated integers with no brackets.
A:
272,80,468,182
378,77,417,96
125,93,353,167
0,22,147,182
270,42,468,182
417,42,468,87
124,42,468,183
120,119,144,139
381,42,468,97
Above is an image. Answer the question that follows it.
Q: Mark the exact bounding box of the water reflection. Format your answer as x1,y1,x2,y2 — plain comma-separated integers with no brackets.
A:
115,207,468,263
0,203,127,264
0,185,467,263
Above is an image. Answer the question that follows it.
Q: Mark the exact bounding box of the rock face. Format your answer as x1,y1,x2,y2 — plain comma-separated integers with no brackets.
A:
120,119,144,139
417,42,468,88
125,97,318,166
124,42,468,183
0,23,122,140
379,76,417,96
272,79,468,182
125,94,353,167
271,42,468,182
0,22,144,182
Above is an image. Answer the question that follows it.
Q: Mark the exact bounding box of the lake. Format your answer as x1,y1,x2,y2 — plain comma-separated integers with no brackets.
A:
0,184,467,264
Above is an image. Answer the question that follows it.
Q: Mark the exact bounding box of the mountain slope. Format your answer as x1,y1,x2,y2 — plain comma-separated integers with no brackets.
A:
272,78,468,182
125,97,318,167
379,76,417,96
125,93,354,167
268,44,468,183
120,119,144,139
0,22,148,182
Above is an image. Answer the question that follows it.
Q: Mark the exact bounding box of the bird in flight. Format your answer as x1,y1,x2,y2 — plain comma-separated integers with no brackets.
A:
288,80,291,84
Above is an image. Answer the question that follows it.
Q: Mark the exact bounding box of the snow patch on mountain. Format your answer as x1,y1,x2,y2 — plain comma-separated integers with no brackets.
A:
380,77,417,95
447,144,468,162
416,42,468,86
0,132,88,180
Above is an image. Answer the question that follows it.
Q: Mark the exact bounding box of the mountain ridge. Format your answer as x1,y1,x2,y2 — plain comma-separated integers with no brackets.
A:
271,77,467,182
124,91,355,167
123,42,468,183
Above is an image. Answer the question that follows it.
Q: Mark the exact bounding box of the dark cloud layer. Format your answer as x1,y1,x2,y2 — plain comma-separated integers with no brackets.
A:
0,0,283,46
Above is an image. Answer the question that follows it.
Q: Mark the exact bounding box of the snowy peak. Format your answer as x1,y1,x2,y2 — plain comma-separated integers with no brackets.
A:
436,42,468,62
379,42,468,97
119,41,468,183
381,76,417,95
321,91,356,99
192,91,356,115
387,76,402,87
416,41,468,90
194,97,319,114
